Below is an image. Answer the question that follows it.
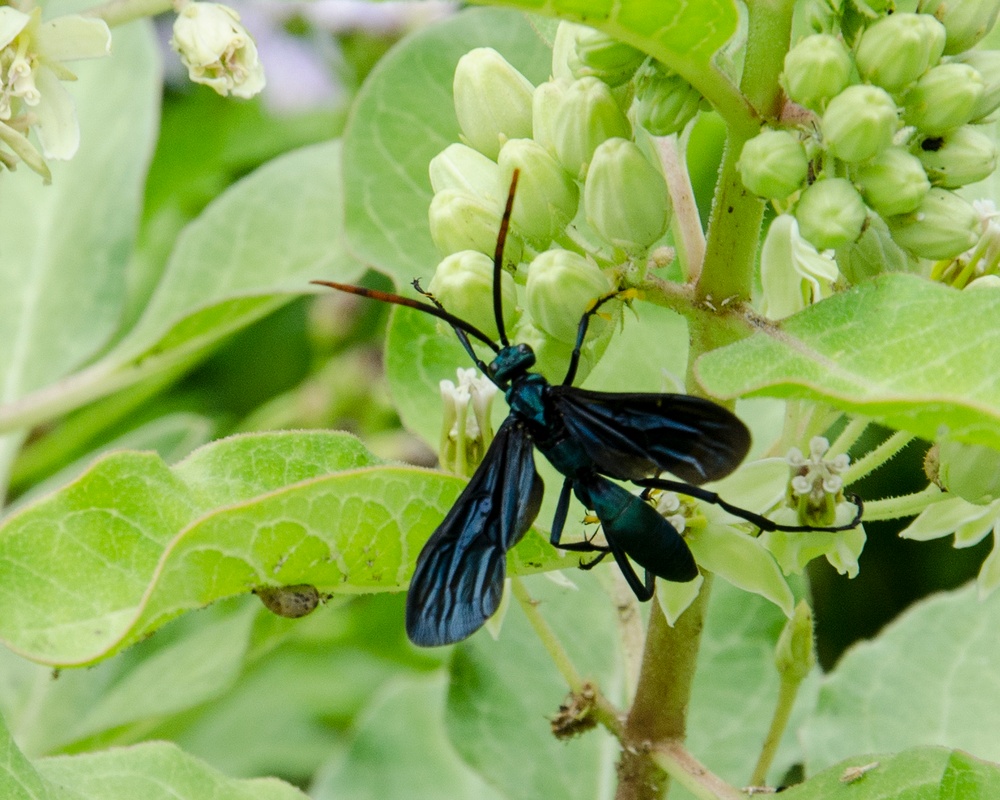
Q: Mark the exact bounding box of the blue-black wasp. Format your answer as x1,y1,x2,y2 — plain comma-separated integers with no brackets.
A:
312,170,862,647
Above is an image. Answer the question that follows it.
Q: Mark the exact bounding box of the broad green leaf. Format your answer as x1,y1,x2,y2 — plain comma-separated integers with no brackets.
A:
801,583,1000,772
341,7,552,282
0,709,78,800
0,431,564,666
313,674,504,800
0,17,157,406
37,740,307,800
779,747,1000,800
697,275,1000,449
0,140,360,435
445,572,621,800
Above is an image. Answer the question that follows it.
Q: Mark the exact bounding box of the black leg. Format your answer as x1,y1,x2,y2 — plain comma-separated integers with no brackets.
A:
561,291,630,387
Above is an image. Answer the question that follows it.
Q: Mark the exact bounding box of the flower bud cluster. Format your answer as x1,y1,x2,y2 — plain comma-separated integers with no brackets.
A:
741,6,1000,267
427,25,688,382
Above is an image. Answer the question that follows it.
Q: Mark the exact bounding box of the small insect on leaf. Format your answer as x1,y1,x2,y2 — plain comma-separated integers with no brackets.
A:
254,584,321,619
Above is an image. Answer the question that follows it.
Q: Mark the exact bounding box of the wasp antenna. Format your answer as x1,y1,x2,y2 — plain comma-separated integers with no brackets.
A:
493,169,519,348
310,280,500,353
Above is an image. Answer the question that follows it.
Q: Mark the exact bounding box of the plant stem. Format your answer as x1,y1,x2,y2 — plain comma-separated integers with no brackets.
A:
843,430,915,484
861,484,943,521
616,577,712,800
749,670,801,786
650,740,746,800
511,577,584,692
828,416,869,459
84,0,174,26
657,135,705,283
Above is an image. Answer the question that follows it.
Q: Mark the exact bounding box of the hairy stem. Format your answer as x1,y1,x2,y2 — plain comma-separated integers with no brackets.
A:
862,484,943,521
615,577,712,800
844,430,915,484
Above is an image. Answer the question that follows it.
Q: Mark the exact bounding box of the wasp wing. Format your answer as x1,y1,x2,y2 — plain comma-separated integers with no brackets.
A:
405,417,543,647
549,387,751,485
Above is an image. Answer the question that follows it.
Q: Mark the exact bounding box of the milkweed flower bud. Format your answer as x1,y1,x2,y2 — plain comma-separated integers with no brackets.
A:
903,62,985,134
855,13,946,93
916,126,998,188
584,137,671,253
567,25,645,87
525,249,613,344
760,215,839,319
171,2,265,98
498,138,579,245
782,33,852,110
795,178,867,250
634,61,704,136
453,47,534,160
918,0,1000,54
853,147,930,216
428,189,523,264
822,84,898,163
836,214,914,283
551,76,631,178
955,49,1000,121
885,187,980,259
428,250,517,341
532,79,568,156
429,143,501,201
938,439,1000,505
738,129,809,200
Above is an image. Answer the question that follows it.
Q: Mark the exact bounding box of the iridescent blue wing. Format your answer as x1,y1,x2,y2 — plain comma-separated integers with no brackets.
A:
548,387,751,484
405,417,544,647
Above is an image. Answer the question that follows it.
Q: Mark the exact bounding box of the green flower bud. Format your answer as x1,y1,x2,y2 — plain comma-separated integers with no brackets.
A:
428,189,524,264
918,0,1000,54
453,48,534,160
795,178,867,250
955,49,1000,121
855,13,946,93
584,137,672,253
567,25,645,87
775,601,816,682
427,250,517,341
836,213,915,283
938,439,1000,504
853,147,931,216
822,84,898,163
525,249,613,344
783,33,853,110
916,125,998,187
903,62,985,135
532,79,569,156
552,76,631,178
498,138,580,245
885,187,980,259
634,61,704,136
738,129,809,200
429,143,500,200
760,215,839,319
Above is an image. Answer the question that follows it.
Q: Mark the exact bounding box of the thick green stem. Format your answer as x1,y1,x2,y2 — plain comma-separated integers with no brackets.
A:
615,577,712,800
84,0,174,26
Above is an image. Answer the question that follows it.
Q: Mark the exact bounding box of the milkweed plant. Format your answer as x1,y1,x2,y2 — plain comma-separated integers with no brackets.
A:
1,0,1000,798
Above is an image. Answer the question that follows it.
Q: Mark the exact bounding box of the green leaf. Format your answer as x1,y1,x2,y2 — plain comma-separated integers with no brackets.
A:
697,275,1000,449
313,674,504,800
445,572,621,800
800,583,1000,772
0,140,361,435
341,7,552,283
0,431,564,666
778,747,1000,800
0,19,157,406
0,709,78,800
37,740,308,800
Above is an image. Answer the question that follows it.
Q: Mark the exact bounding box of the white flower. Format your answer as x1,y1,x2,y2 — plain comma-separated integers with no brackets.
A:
171,2,265,99
759,214,840,319
0,4,111,178
438,368,498,476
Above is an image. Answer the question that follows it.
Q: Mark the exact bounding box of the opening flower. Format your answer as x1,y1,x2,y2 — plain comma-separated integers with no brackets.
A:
0,3,111,179
171,1,265,99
